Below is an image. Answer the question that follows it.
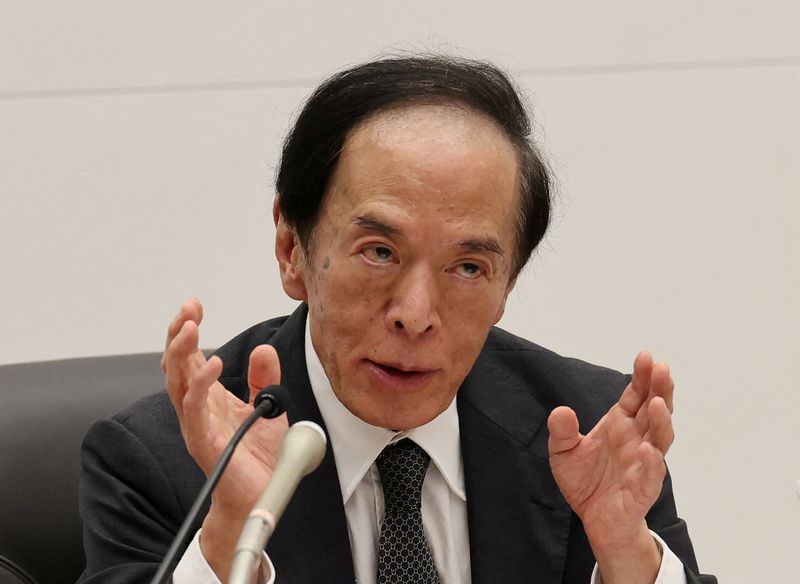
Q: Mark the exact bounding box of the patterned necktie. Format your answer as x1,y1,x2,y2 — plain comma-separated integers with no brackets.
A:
376,438,440,584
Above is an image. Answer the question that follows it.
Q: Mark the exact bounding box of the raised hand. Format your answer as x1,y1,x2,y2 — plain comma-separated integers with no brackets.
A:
162,298,287,580
547,351,674,583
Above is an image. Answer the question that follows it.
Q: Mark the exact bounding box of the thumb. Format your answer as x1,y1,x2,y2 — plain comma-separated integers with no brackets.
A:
547,406,582,455
247,344,282,405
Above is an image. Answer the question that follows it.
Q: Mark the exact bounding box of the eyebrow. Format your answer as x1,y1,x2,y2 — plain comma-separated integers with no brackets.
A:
459,238,505,256
352,215,402,237
353,214,504,256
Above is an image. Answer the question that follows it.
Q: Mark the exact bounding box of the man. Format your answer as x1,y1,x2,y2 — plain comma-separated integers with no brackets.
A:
79,56,715,583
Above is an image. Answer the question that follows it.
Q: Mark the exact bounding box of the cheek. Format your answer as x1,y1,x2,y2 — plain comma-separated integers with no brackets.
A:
310,264,387,336
441,279,507,322
439,284,506,349
333,257,395,302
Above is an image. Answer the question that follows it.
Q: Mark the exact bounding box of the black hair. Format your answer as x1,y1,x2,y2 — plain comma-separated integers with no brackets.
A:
276,55,552,279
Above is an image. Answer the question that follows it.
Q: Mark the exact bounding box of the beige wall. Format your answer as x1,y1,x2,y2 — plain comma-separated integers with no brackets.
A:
1,2,798,581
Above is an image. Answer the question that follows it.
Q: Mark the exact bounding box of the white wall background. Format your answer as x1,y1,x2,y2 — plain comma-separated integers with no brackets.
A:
1,1,798,581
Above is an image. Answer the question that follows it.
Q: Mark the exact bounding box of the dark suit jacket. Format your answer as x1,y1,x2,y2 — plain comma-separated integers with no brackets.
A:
78,304,715,583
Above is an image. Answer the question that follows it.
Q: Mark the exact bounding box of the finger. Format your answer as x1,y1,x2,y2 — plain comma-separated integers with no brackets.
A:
181,355,224,467
183,355,223,417
161,298,204,372
164,319,203,418
650,362,674,413
636,441,666,502
618,351,653,416
633,361,675,434
247,344,282,405
548,406,582,455
646,397,674,455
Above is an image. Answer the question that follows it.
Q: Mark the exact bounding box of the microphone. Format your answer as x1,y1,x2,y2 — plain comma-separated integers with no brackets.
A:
254,384,289,418
228,421,327,584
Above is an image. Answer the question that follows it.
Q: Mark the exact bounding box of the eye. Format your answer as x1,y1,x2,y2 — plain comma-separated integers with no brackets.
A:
453,262,483,279
362,245,396,264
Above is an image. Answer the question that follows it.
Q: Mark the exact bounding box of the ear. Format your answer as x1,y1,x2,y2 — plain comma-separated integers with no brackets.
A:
274,197,308,301
492,277,516,325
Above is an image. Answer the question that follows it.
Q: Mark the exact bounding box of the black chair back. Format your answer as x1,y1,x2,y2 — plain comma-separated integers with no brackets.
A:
0,354,165,584
0,555,36,584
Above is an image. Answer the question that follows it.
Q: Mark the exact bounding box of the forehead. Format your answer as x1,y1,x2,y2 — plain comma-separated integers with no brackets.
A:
349,103,516,165
325,104,520,227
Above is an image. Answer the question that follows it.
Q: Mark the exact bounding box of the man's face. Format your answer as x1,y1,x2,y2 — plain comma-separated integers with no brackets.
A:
284,104,520,430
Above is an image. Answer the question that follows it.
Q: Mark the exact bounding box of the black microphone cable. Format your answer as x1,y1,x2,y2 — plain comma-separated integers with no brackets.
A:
149,384,289,584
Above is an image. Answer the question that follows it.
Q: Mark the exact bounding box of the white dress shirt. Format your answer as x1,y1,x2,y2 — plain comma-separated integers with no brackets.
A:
174,318,687,584
304,319,471,584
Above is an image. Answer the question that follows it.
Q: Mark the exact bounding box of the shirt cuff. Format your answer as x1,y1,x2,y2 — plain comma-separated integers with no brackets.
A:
172,528,275,584
589,531,688,584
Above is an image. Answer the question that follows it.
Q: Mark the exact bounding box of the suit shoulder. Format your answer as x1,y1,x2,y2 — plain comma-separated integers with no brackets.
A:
484,325,624,378
110,391,179,438
85,392,194,481
480,326,630,423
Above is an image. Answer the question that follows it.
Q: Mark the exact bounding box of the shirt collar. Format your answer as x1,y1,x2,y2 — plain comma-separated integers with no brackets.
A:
304,317,465,504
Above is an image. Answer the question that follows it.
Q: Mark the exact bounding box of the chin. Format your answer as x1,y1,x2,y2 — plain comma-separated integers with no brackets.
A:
348,396,448,431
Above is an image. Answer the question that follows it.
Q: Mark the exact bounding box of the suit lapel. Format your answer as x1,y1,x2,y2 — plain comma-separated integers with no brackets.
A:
458,349,572,584
258,306,356,583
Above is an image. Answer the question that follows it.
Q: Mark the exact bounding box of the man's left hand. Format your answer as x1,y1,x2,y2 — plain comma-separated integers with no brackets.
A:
548,351,674,584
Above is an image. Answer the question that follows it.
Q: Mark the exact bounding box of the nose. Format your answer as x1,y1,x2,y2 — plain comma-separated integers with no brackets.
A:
385,266,441,337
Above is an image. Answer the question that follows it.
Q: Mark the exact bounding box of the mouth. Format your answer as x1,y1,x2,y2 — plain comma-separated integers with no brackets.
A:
364,359,437,386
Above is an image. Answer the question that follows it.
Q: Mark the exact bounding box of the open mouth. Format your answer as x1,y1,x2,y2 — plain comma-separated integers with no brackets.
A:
366,359,435,382
372,362,423,378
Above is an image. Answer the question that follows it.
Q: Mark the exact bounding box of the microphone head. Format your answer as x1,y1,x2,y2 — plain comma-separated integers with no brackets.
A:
280,421,327,477
254,384,289,418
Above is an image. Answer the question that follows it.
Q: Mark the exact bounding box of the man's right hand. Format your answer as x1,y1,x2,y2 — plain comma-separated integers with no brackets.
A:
162,298,287,582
